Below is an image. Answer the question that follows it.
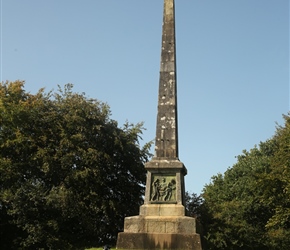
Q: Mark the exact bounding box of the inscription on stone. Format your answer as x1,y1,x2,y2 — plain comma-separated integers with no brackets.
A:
150,175,176,202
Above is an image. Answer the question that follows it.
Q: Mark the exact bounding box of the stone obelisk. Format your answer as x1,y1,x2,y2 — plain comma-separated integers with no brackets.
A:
116,0,202,249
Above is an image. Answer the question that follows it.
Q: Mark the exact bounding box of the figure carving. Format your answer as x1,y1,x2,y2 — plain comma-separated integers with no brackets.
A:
151,177,176,201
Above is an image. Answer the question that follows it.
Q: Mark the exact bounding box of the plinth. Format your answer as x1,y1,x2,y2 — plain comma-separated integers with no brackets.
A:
116,159,202,249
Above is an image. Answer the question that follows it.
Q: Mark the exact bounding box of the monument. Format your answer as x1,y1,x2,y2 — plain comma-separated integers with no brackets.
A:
116,0,202,249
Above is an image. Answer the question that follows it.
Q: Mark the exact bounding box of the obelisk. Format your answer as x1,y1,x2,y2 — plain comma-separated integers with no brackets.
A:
116,0,202,249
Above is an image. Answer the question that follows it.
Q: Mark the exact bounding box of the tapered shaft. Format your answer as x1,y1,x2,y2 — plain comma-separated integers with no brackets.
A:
155,0,178,159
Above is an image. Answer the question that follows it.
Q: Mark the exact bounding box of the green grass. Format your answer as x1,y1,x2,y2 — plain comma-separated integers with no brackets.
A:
85,248,158,250
85,248,181,250
85,248,107,250
85,248,116,250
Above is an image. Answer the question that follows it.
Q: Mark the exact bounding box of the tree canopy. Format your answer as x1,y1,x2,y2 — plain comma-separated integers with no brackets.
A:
0,81,152,249
2,80,290,250
200,114,290,250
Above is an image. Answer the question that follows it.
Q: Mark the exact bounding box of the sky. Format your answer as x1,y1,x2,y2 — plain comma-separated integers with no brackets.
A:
1,0,289,194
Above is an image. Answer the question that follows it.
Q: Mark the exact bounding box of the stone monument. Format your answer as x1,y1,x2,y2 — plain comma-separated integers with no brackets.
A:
116,0,202,249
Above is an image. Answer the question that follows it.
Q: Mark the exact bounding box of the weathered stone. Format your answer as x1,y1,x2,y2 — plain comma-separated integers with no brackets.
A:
155,0,178,160
116,0,202,249
143,160,186,206
123,216,196,234
117,233,202,250
140,204,185,217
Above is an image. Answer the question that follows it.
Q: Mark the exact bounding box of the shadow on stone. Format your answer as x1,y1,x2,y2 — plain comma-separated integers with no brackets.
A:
117,232,202,249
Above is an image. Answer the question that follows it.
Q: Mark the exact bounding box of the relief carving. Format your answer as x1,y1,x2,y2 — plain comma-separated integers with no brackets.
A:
151,176,176,202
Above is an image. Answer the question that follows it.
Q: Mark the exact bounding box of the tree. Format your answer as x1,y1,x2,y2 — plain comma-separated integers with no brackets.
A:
201,114,290,250
201,139,276,250
258,114,290,249
0,81,152,249
185,191,205,245
185,191,204,218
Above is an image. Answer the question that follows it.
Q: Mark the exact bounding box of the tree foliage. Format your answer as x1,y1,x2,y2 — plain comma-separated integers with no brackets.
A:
185,191,204,218
0,81,152,249
201,114,290,250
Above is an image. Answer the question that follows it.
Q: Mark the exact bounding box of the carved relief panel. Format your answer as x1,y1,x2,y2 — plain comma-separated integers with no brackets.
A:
150,175,176,202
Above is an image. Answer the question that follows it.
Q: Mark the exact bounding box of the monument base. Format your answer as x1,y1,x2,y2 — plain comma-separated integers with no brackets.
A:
116,232,202,250
116,215,202,249
123,215,196,234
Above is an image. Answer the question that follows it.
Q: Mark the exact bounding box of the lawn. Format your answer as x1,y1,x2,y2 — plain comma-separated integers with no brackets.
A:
85,248,107,250
85,248,116,250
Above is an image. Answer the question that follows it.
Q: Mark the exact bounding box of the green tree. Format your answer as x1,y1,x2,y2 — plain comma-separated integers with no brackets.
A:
258,114,290,249
185,192,205,246
185,191,203,218
0,81,152,249
201,114,290,250
201,139,277,249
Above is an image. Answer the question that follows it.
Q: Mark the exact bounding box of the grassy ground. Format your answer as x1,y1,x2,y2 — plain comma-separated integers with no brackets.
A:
85,247,104,250
85,248,116,250
85,248,108,250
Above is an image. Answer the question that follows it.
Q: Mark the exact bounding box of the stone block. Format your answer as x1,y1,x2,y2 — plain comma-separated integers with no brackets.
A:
145,159,185,170
116,232,202,250
140,204,185,216
124,215,196,234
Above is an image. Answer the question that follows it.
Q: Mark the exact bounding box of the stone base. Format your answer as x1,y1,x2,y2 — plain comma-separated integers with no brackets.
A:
116,232,202,250
140,204,185,216
116,215,202,249
124,215,196,234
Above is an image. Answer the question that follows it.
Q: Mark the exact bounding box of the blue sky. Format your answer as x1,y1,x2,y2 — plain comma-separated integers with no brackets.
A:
1,0,289,194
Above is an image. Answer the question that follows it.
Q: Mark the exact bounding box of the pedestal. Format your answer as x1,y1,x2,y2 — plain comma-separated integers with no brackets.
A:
116,159,202,249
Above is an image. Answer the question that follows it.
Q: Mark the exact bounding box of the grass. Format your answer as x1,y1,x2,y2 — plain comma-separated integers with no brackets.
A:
85,248,102,250
85,248,116,250
85,248,181,250
85,248,108,250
